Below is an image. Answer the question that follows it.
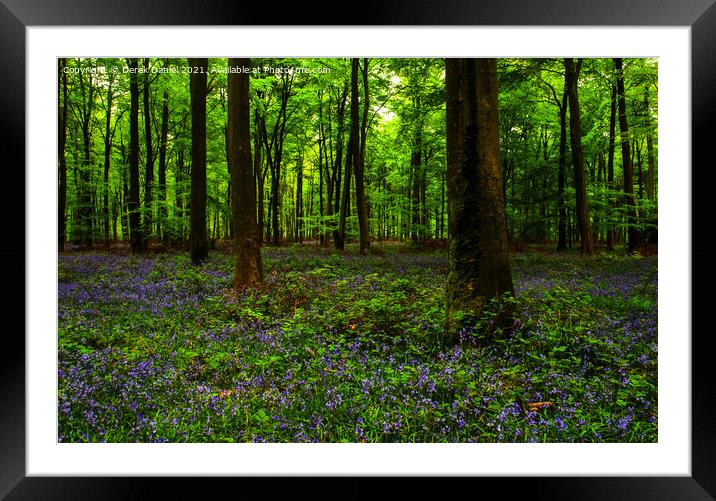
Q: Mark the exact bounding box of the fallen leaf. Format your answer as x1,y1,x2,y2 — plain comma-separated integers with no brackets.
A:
527,401,554,410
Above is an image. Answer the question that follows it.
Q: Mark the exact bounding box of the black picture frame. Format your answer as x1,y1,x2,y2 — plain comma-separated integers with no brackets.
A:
4,0,714,498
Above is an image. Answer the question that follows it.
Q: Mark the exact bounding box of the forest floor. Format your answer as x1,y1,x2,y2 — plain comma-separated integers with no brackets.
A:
58,243,657,443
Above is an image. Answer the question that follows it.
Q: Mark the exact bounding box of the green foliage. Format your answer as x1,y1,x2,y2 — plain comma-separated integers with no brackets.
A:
58,247,657,443
60,57,656,248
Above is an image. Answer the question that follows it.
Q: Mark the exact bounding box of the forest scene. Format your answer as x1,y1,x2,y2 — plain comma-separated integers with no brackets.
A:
58,57,658,443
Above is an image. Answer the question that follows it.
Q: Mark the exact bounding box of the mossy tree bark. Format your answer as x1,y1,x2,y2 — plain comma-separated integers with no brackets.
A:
445,58,514,341
227,58,263,288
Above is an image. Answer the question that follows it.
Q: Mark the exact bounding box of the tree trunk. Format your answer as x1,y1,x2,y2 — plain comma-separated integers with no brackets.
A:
295,151,304,243
143,58,154,243
636,139,644,199
644,92,656,202
614,58,640,253
270,172,281,245
354,58,370,255
445,58,514,340
331,84,348,249
594,151,605,244
175,146,185,241
227,59,263,287
557,87,569,251
317,99,326,245
119,140,129,241
440,171,445,239
337,76,355,251
253,109,264,242
111,190,118,242
564,58,594,255
606,85,617,251
78,63,95,249
189,58,208,264
103,77,113,249
158,89,169,246
58,59,68,252
411,134,422,244
267,73,293,246
127,58,143,254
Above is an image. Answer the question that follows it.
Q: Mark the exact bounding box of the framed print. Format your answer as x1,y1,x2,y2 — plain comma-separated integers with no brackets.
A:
5,0,715,498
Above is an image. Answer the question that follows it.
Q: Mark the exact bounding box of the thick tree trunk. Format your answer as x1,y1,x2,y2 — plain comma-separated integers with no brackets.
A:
58,59,68,252
564,58,594,255
158,89,169,245
445,58,514,340
188,58,208,264
614,58,640,253
127,58,143,254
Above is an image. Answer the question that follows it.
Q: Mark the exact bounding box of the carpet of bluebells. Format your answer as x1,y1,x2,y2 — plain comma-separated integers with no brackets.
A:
58,244,657,443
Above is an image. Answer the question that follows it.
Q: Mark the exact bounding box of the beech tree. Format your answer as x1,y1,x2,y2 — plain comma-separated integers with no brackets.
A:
158,87,170,245
353,58,370,255
445,58,514,339
336,70,354,251
188,57,208,264
564,58,593,255
227,58,263,288
58,58,68,252
71,58,96,249
143,58,154,240
606,85,617,251
614,58,640,253
127,57,143,254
